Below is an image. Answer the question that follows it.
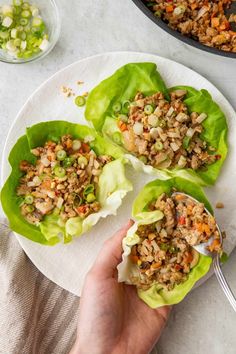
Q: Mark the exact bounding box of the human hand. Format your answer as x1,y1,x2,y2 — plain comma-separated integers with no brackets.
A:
70,220,171,354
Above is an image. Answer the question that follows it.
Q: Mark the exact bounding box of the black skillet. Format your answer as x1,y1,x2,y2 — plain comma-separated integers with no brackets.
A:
132,0,236,58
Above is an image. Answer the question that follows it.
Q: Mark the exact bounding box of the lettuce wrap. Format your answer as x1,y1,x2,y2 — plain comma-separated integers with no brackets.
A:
85,62,228,185
1,121,132,245
117,177,213,308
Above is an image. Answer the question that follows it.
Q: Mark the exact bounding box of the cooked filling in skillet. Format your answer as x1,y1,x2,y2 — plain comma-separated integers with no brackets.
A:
115,89,220,170
129,193,221,290
17,135,113,225
145,0,236,53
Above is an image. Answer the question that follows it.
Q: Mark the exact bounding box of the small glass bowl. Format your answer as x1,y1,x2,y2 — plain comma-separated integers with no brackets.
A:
0,0,61,64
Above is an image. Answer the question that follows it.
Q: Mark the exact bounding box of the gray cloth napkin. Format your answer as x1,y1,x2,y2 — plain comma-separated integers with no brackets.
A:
0,221,158,354
0,221,79,354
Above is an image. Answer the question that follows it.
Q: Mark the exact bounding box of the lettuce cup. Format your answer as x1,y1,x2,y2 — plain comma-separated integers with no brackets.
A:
1,121,132,245
117,177,221,308
85,63,228,185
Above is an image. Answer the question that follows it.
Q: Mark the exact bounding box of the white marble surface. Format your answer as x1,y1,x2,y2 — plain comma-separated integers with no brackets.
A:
0,1,235,353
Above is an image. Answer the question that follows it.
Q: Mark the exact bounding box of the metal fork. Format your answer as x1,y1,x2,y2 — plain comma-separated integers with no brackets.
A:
173,192,236,312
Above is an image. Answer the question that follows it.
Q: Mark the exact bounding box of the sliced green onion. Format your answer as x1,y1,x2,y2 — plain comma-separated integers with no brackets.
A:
183,136,191,149
144,104,154,115
118,114,128,123
160,243,169,251
32,16,42,27
154,10,162,17
112,132,122,144
86,193,96,203
73,194,82,207
6,39,17,52
25,205,34,213
25,194,34,204
0,31,10,40
54,166,66,178
19,18,28,26
154,139,163,151
139,155,147,164
20,40,26,49
78,156,88,167
14,38,21,46
30,6,39,17
2,16,13,28
83,184,94,197
112,102,121,113
63,157,74,168
169,246,178,253
56,150,67,161
39,38,48,51
20,31,26,40
75,95,86,107
158,119,166,128
0,1,49,60
122,100,131,113
21,9,31,18
72,140,82,151
22,2,30,10
11,28,18,38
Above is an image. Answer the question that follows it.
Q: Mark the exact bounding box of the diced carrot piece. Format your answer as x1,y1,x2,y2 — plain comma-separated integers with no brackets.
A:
219,21,230,31
211,17,220,28
151,262,162,269
203,224,211,236
174,194,185,201
76,205,88,214
166,5,174,12
195,223,203,232
178,216,186,225
41,179,51,190
174,264,182,271
81,142,90,153
191,3,198,10
118,120,128,132
183,252,193,264
208,239,221,252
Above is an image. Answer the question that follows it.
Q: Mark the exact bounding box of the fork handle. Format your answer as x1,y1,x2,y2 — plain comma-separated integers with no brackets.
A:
213,255,236,312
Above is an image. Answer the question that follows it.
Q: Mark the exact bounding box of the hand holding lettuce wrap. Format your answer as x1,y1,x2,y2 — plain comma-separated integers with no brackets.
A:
117,177,221,308
71,220,171,354
85,62,228,185
1,121,132,245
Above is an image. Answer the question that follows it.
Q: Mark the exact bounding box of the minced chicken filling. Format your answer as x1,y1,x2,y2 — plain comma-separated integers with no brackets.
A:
117,90,220,170
17,135,113,225
146,0,236,53
129,193,221,290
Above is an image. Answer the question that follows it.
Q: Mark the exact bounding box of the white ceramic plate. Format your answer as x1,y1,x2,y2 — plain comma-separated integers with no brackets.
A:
2,52,236,296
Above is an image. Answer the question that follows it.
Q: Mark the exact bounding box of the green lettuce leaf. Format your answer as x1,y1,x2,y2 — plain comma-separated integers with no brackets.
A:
169,86,228,185
85,62,169,131
1,121,132,245
85,63,228,185
118,177,212,308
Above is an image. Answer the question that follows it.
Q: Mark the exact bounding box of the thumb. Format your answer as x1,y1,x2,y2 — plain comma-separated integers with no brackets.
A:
92,219,134,278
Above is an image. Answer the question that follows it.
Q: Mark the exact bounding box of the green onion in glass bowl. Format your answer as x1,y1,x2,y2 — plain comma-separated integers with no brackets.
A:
0,0,60,63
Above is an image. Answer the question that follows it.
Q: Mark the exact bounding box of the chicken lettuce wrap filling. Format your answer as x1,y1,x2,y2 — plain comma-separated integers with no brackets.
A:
128,192,221,291
1,121,132,245
111,89,219,171
17,134,113,225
